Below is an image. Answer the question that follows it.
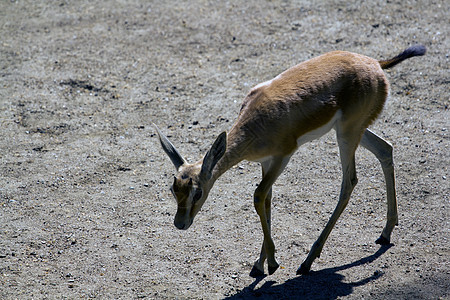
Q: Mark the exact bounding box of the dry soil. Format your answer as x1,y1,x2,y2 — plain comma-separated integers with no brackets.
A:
1,0,449,299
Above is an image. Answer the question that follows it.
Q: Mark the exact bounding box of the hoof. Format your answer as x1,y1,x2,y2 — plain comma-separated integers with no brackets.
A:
249,265,265,278
268,264,279,275
375,235,390,245
296,263,310,275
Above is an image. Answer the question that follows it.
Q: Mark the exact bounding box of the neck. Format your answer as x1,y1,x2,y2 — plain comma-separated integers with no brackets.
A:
211,131,247,183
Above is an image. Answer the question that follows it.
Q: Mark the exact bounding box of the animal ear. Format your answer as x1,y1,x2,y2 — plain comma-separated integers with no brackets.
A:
200,132,227,180
172,176,179,192
154,124,186,170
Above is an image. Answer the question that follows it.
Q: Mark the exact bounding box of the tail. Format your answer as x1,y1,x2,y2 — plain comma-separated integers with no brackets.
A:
378,45,426,69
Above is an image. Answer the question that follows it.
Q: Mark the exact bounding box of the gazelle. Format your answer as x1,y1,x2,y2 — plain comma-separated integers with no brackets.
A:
155,45,426,276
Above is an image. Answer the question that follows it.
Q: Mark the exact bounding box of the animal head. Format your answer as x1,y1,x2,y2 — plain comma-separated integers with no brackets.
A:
155,125,226,229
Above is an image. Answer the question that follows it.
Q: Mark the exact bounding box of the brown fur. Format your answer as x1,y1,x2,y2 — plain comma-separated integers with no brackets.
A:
156,45,425,275
224,51,388,164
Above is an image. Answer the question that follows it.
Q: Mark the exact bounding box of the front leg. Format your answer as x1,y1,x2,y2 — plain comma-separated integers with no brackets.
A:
250,188,273,277
250,156,290,277
252,188,279,276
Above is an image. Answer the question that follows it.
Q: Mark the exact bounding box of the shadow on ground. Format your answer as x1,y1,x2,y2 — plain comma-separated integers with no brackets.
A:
225,245,392,300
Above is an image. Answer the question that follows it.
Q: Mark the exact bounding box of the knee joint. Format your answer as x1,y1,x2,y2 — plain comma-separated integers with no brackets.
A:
351,176,358,188
253,193,264,208
380,145,394,168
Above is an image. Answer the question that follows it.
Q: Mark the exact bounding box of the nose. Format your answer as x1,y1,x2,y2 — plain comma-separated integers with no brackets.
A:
174,219,192,230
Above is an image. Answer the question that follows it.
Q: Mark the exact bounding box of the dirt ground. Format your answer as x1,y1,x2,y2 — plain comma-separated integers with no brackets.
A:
1,0,448,299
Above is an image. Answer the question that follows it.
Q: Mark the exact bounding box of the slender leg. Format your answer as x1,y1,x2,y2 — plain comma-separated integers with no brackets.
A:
297,129,360,275
360,129,398,244
250,186,272,277
250,156,290,277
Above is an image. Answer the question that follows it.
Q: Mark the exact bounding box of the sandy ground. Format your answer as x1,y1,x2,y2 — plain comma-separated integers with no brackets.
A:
1,0,448,299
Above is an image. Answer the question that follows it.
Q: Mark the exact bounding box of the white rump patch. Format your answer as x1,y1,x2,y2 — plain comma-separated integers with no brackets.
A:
253,74,281,90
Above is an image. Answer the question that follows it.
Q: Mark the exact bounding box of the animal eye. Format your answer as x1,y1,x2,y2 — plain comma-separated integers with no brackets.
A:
192,189,203,202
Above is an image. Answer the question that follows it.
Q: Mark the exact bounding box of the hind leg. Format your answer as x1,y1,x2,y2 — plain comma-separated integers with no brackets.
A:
360,129,398,244
298,126,360,274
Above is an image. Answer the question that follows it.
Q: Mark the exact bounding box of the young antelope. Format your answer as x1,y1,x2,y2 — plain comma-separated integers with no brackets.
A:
156,45,426,276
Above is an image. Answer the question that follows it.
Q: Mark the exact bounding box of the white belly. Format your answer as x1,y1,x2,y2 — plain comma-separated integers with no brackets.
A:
296,110,342,147
254,110,342,164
